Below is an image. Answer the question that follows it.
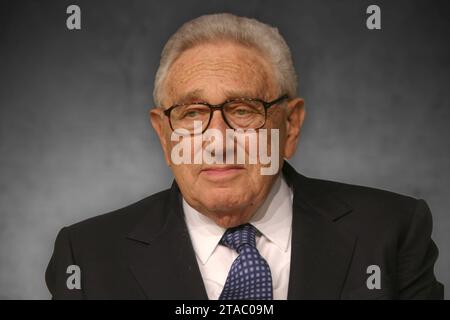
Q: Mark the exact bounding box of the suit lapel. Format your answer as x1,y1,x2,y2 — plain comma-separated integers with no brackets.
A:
125,183,208,299
283,163,357,299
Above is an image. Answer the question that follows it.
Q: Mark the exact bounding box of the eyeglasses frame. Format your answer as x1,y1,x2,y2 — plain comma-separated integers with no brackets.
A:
162,94,289,133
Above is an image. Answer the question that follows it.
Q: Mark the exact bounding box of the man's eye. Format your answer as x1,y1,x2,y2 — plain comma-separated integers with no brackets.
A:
231,107,255,116
181,108,208,119
236,109,249,115
184,110,200,118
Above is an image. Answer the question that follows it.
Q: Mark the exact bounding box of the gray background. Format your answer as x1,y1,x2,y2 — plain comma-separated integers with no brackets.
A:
0,0,449,299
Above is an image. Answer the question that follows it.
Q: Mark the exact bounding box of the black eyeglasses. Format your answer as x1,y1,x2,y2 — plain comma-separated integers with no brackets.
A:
163,94,289,134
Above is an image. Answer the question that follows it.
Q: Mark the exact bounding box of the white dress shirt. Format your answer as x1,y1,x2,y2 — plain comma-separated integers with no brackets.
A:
183,175,293,300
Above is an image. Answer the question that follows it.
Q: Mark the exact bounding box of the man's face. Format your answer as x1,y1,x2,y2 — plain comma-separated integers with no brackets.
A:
151,41,304,228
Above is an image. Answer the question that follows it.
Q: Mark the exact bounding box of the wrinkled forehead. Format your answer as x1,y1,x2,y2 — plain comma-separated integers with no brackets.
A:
162,42,278,106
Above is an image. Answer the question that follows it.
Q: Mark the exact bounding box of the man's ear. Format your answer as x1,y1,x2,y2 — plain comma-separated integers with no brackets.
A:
150,108,171,166
283,97,305,159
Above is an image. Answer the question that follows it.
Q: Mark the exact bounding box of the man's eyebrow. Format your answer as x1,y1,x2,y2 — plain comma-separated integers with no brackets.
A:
172,89,206,105
170,88,268,106
223,89,266,100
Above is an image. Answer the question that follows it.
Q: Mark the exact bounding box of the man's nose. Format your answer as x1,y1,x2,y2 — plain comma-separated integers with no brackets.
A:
205,109,233,159
208,109,229,132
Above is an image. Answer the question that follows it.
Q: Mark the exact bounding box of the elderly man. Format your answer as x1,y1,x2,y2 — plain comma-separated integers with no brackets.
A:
46,13,443,299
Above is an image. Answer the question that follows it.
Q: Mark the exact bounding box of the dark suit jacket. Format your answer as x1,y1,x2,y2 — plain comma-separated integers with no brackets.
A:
46,162,444,299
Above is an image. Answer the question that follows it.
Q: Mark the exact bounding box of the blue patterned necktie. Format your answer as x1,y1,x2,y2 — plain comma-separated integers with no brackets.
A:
219,223,273,300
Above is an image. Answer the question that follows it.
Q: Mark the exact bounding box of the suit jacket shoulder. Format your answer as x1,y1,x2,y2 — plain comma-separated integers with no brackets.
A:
66,188,172,245
288,170,443,299
45,188,175,299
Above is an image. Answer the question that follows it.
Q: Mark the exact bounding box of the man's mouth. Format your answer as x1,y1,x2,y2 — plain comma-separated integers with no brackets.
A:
200,165,245,180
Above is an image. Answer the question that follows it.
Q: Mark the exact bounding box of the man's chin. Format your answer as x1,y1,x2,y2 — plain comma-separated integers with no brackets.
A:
200,203,254,228
199,193,253,217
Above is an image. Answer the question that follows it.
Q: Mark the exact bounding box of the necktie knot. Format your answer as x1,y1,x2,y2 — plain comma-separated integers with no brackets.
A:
220,223,257,253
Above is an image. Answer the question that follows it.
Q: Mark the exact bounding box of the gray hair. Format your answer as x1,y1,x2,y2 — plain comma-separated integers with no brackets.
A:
153,13,298,106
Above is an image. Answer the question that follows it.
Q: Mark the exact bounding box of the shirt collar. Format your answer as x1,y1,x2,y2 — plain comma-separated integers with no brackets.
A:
250,174,293,252
183,199,225,265
183,174,293,265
